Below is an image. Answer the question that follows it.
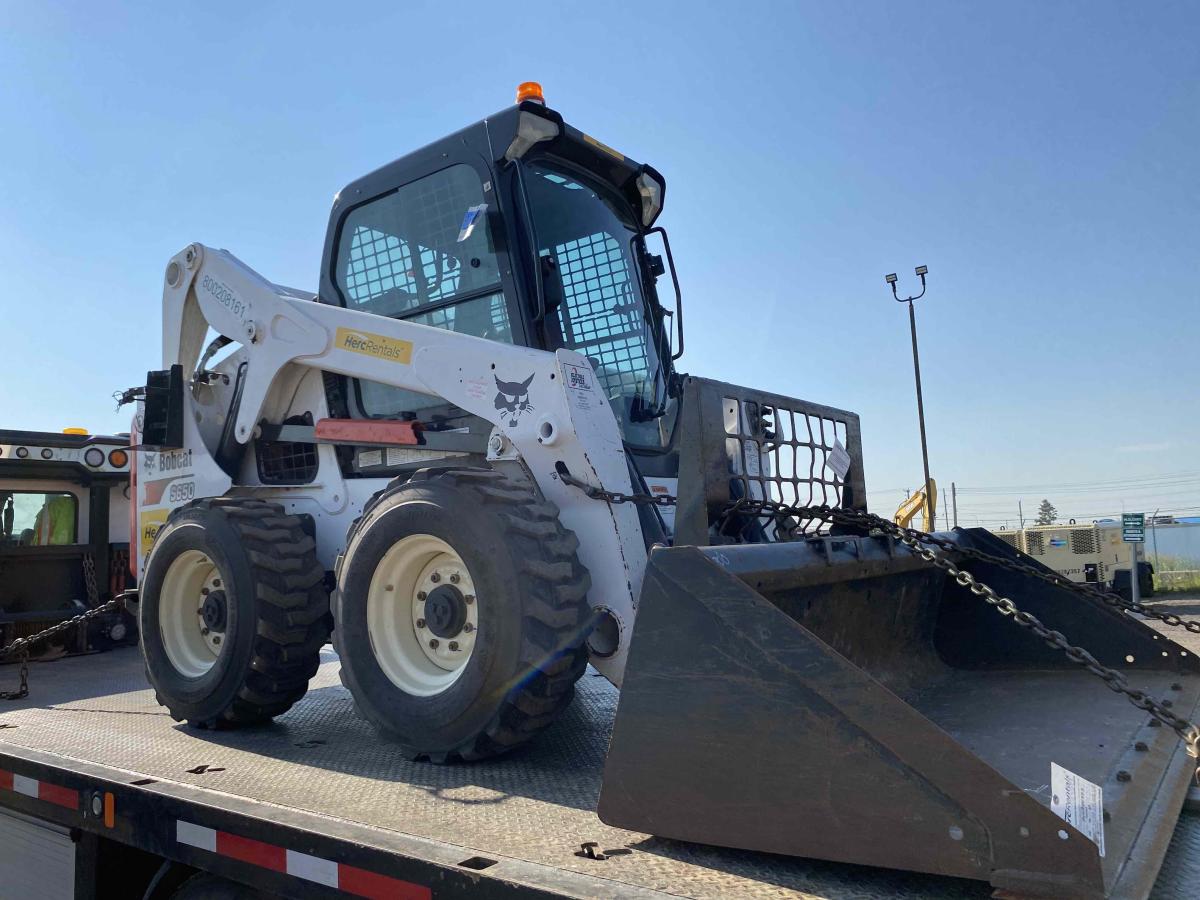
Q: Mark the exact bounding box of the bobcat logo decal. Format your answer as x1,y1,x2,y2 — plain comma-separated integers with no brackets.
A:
494,373,535,427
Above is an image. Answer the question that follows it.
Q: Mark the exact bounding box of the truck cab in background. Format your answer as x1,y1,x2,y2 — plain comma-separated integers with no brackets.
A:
0,429,137,656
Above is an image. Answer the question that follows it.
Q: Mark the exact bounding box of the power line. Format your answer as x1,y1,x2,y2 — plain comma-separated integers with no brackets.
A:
872,474,1200,499
952,503,1200,526
960,479,1200,496
957,490,1200,511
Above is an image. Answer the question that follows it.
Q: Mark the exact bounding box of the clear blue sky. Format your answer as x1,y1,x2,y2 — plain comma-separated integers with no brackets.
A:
1,1,1197,526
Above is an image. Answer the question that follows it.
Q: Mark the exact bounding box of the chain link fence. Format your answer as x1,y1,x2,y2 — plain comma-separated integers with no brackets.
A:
1148,522,1200,593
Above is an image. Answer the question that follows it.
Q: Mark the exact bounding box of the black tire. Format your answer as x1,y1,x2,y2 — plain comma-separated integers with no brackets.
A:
333,468,591,762
141,498,331,728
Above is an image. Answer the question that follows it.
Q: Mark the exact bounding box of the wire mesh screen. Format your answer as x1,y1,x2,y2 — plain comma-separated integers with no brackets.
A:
725,398,852,539
256,416,318,485
343,227,421,303
675,377,867,545
336,163,500,314
408,291,511,340
257,439,318,485
550,231,650,401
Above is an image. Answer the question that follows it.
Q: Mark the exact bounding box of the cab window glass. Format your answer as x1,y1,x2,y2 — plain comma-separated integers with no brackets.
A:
336,164,502,315
0,491,77,546
524,160,674,448
337,164,515,418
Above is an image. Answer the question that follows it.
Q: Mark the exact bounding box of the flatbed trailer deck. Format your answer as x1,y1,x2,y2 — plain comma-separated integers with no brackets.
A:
0,646,1197,899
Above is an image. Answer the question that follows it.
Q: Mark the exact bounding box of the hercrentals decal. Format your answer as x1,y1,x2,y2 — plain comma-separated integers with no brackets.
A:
335,327,413,364
139,509,169,557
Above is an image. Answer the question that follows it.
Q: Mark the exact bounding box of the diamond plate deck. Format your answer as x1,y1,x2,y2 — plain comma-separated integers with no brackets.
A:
0,643,1196,898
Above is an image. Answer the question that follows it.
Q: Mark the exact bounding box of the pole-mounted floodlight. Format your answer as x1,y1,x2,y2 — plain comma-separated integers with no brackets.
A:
885,266,934,529
888,266,928,303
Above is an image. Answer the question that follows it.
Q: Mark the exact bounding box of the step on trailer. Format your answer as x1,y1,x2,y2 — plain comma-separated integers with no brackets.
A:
1,84,1198,899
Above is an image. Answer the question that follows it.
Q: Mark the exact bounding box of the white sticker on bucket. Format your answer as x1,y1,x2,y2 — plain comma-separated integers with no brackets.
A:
827,440,851,480
1051,762,1105,857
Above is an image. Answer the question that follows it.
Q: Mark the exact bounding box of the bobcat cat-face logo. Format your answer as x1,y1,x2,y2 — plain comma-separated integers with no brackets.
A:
494,373,534,427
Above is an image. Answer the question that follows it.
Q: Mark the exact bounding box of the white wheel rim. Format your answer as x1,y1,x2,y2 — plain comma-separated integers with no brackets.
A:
367,534,478,697
159,549,224,678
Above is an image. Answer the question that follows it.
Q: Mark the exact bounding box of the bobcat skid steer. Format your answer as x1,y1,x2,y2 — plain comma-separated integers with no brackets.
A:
129,84,1199,898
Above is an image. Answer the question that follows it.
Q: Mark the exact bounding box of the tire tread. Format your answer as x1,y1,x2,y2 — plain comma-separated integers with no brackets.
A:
153,499,330,727
334,467,591,762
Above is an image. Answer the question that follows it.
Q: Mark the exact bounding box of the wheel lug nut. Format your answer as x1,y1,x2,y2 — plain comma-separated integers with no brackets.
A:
430,573,441,583
449,641,459,651
201,588,209,596
464,594,475,604
213,636,221,645
213,579,221,587
450,573,460,584
201,627,210,636
416,618,426,629
416,591,427,601
463,623,474,633
429,639,439,649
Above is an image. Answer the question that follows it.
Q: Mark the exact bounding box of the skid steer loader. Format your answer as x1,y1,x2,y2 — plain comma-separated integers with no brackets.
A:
128,84,1200,898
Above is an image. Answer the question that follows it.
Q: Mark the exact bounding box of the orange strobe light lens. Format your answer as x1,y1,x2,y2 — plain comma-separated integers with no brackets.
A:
108,449,129,468
516,82,544,104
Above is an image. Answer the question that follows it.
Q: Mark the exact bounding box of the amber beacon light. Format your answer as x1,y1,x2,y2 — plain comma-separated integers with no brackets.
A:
516,81,545,104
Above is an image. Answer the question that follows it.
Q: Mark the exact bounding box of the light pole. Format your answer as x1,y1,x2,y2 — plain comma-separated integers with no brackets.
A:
886,265,934,530
1151,507,1161,577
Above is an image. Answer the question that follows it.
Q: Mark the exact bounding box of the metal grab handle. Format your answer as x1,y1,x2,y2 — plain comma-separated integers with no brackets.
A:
647,226,684,360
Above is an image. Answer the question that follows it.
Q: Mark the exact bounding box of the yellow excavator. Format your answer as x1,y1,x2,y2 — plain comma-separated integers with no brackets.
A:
893,477,937,531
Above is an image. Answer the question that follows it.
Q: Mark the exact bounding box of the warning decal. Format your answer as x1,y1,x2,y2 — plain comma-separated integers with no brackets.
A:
827,439,852,480
1051,762,1105,857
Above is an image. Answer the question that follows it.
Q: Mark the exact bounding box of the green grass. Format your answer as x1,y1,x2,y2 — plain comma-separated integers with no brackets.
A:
1152,554,1200,593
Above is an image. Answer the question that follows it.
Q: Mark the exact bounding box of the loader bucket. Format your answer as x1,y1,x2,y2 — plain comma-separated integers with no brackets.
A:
599,528,1200,899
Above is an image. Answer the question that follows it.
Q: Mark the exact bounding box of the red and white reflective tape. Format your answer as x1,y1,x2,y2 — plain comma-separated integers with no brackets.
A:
0,768,79,810
176,820,431,900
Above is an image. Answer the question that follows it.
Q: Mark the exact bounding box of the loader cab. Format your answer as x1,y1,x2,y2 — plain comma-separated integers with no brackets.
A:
318,89,681,459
